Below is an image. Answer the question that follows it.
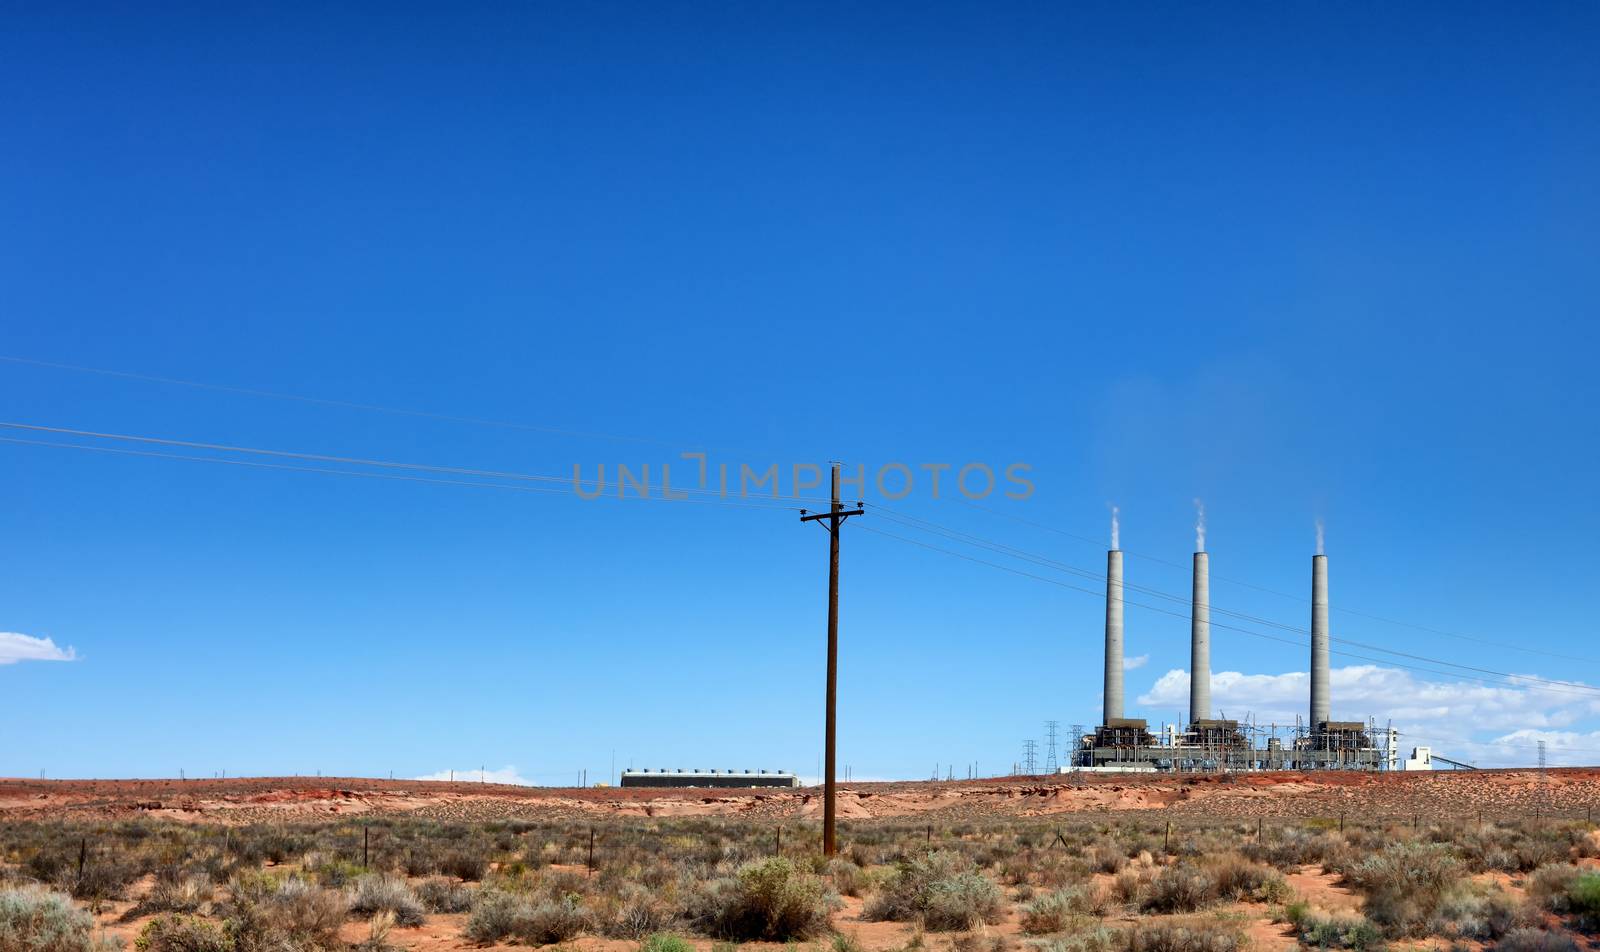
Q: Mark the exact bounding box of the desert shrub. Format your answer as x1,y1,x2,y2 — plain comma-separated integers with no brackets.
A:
1032,926,1119,952
1020,889,1082,934
1241,825,1331,870
1513,837,1570,873
1296,913,1384,952
1091,841,1127,875
401,846,438,877
609,886,673,939
414,877,472,914
127,875,213,921
0,885,123,952
69,854,142,901
261,876,348,945
465,889,528,943
439,850,488,882
1110,870,1147,906
695,858,832,941
354,910,395,952
521,896,593,944
828,858,863,897
1494,929,1580,952
348,874,424,927
1430,882,1525,939
1208,856,1289,903
865,851,1001,930
1569,873,1600,928
463,888,592,945
1143,863,1213,913
1128,920,1245,952
922,872,1003,930
1529,864,1583,912
641,933,694,952
1343,842,1461,937
134,914,231,952
24,851,69,884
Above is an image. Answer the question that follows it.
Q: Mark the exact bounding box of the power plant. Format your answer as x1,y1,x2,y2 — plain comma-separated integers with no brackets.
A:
620,768,800,789
1070,523,1392,772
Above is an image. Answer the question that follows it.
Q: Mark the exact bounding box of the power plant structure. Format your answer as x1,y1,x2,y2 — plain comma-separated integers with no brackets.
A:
620,768,800,788
1070,535,1393,773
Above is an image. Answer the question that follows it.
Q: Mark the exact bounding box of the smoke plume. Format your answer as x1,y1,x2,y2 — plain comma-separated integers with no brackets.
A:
1194,498,1206,552
1110,505,1120,550
1315,518,1325,555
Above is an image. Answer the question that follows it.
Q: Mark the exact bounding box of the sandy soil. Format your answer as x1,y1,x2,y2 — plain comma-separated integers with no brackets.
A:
5,768,1598,826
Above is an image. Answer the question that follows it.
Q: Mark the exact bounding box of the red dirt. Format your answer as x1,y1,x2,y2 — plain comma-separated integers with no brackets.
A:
5,768,1599,825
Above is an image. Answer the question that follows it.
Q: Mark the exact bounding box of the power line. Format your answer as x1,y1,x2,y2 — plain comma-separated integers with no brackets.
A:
0,436,801,512
0,354,703,450
0,421,834,505
868,506,1600,697
854,523,1600,701
953,498,1596,665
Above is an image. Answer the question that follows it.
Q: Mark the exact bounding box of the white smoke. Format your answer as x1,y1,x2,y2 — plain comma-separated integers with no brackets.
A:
1315,519,1325,555
1194,499,1206,552
1110,505,1120,550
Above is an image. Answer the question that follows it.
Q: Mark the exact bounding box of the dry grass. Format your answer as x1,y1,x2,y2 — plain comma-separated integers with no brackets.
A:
0,808,1596,949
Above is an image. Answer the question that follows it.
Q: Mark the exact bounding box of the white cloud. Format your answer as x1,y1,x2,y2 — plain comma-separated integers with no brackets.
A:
1137,664,1600,769
0,632,77,665
1124,654,1149,671
415,766,534,786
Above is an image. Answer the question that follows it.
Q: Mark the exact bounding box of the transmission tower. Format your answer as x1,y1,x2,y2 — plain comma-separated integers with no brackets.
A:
1044,721,1060,773
1022,739,1038,775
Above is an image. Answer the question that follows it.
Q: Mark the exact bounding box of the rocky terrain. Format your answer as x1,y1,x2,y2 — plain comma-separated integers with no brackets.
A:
4,767,1597,825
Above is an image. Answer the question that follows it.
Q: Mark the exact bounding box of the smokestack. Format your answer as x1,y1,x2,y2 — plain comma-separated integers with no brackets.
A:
1310,553,1330,728
1104,549,1124,724
1190,551,1210,725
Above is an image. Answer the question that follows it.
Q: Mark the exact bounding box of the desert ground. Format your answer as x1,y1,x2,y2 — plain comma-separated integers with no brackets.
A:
3,770,1599,952
6,768,1600,825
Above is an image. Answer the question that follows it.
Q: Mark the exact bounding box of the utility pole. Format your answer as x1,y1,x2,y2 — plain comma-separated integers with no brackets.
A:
799,462,863,857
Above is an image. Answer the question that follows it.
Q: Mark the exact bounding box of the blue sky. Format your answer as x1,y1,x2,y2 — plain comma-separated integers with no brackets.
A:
4,2,1599,781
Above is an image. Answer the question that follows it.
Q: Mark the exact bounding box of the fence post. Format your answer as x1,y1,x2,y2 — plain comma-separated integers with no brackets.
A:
363,827,369,868
76,838,87,888
587,827,595,875
775,826,782,857
1164,821,1171,853
926,824,932,847
1339,813,1345,833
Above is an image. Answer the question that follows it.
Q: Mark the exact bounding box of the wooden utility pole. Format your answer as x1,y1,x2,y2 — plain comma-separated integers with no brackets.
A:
800,463,863,857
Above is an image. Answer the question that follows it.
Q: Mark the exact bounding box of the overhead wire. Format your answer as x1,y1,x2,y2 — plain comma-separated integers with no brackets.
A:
0,355,704,450
853,522,1600,702
954,498,1597,665
0,436,805,512
0,421,835,506
6,355,1594,676
867,505,1600,697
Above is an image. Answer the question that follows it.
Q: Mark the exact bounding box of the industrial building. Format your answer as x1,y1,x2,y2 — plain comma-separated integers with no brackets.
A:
619,769,800,789
1070,538,1393,772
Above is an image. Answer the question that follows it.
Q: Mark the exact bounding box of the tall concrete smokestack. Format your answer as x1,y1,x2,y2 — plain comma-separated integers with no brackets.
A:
1189,551,1210,725
1104,549,1124,724
1310,553,1330,728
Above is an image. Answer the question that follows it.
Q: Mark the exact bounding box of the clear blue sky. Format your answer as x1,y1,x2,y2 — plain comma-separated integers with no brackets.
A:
4,2,1599,781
